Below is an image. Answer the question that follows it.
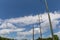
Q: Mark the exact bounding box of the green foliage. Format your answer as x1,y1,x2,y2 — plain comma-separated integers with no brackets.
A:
36,35,59,40
53,35,59,40
0,37,14,40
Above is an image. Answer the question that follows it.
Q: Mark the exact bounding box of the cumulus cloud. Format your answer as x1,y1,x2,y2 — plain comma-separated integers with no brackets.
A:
16,11,60,39
5,15,39,26
16,27,40,40
0,22,17,29
0,11,60,39
17,27,47,37
0,28,25,35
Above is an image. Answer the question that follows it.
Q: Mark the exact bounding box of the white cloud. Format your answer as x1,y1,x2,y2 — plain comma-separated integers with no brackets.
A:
0,19,3,24
0,28,25,35
0,11,60,28
16,11,60,40
0,22,17,29
5,15,39,26
17,28,40,36
16,27,50,40
0,11,60,39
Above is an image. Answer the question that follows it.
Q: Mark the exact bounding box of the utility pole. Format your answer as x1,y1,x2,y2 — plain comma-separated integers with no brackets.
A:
38,14,42,40
44,0,54,40
33,26,34,40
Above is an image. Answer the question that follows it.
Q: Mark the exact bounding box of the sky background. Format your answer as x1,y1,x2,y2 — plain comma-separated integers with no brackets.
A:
0,0,60,40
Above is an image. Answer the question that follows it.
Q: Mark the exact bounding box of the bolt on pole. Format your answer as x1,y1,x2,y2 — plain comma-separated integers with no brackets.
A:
44,0,54,40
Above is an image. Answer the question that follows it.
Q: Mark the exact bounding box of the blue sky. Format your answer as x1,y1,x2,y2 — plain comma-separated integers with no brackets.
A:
0,0,60,19
0,0,60,40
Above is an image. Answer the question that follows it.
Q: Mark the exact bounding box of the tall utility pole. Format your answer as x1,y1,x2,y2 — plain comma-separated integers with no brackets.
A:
44,0,54,40
33,26,34,40
38,14,42,40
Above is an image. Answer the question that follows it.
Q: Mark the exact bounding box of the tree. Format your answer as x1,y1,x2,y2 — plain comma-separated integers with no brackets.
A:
53,35,59,40
36,35,59,40
0,36,14,40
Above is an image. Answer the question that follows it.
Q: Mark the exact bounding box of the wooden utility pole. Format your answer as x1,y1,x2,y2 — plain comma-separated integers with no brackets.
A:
44,0,54,40
33,26,34,40
38,15,42,40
